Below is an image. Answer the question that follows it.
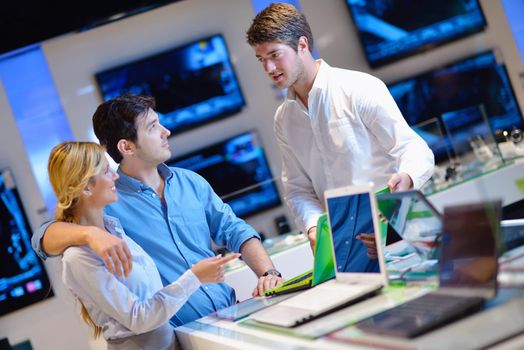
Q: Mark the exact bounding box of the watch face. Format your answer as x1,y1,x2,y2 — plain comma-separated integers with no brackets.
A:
264,269,282,277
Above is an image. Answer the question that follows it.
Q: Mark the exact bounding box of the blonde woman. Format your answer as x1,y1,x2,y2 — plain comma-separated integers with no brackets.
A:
48,141,239,350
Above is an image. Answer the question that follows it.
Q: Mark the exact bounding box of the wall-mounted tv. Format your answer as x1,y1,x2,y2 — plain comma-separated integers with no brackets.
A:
167,131,281,218
388,51,524,163
0,1,180,55
95,34,246,136
346,0,486,68
0,169,53,316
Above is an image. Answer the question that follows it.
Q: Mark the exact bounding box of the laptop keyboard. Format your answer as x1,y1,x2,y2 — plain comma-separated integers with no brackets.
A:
282,271,313,287
355,292,485,338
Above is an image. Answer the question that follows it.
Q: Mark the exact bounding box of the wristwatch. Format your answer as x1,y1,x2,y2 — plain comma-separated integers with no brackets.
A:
262,268,282,278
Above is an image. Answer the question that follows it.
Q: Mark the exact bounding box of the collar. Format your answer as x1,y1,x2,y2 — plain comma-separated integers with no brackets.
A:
116,163,173,193
103,215,125,238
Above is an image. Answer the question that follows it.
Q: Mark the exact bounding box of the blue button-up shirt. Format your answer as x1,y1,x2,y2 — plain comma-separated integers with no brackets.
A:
33,164,259,326
328,193,379,273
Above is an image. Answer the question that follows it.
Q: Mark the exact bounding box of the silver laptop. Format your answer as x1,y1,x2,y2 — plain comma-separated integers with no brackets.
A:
250,184,388,327
356,200,500,338
377,190,443,263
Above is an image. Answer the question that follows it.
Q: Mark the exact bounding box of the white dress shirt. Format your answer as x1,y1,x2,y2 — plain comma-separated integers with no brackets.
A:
274,60,434,233
61,215,201,349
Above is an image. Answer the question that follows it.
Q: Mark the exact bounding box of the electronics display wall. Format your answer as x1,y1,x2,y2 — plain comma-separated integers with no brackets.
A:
346,0,486,67
388,51,524,163
167,131,281,218
0,170,52,316
96,34,246,136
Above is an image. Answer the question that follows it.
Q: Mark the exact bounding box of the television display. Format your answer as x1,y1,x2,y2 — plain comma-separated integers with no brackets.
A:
346,0,486,67
0,1,180,55
96,34,245,136
167,131,281,218
0,169,52,316
388,51,524,163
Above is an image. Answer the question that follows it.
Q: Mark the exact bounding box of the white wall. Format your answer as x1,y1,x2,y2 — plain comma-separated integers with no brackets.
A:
0,0,523,349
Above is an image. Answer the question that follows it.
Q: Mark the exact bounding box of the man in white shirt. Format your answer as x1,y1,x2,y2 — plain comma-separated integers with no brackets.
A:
246,3,434,251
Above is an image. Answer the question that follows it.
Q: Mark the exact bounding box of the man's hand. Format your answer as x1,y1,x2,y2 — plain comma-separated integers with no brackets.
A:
387,172,413,193
307,226,317,254
85,226,133,278
252,274,284,297
355,233,378,259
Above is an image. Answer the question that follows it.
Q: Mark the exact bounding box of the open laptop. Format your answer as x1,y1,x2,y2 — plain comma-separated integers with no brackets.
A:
211,214,336,321
377,190,443,265
355,200,501,338
250,184,389,328
263,213,336,296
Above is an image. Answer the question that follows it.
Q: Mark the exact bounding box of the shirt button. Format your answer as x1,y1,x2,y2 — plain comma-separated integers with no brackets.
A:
204,286,209,290
338,266,342,270
345,240,349,245
151,193,156,198
350,216,354,220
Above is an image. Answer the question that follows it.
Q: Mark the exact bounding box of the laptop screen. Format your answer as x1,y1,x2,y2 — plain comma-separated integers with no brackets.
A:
377,190,442,260
440,201,500,292
326,191,380,274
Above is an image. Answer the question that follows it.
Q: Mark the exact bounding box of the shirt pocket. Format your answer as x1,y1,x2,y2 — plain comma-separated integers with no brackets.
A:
325,118,358,153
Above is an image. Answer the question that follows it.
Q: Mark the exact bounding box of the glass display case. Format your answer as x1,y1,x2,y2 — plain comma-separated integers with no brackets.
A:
417,105,514,194
441,105,503,169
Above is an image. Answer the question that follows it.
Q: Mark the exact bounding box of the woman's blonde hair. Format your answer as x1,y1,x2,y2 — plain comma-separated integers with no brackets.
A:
48,141,106,338
48,141,106,223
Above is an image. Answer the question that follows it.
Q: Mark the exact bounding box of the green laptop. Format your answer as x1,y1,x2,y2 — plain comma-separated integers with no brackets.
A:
264,186,390,297
263,213,336,296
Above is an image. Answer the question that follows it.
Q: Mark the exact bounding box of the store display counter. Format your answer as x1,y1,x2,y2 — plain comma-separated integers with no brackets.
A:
177,247,524,349
428,158,524,211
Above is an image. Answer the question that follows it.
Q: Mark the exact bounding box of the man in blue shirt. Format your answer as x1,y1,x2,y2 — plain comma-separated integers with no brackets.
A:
32,94,283,326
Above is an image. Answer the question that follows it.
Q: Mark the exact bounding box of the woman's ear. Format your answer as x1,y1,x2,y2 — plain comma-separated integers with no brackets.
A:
117,139,135,158
81,187,92,197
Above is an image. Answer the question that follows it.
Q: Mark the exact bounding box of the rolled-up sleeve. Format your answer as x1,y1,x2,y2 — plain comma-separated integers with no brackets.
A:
31,220,56,260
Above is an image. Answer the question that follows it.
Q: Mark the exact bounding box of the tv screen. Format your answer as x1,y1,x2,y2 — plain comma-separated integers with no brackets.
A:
346,0,486,67
0,169,53,316
96,34,246,136
167,131,281,218
388,51,524,163
0,1,179,55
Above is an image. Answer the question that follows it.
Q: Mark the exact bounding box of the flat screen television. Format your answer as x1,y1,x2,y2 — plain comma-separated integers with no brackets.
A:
0,169,53,316
388,51,524,163
0,1,180,55
95,34,246,136
167,131,281,218
346,0,486,67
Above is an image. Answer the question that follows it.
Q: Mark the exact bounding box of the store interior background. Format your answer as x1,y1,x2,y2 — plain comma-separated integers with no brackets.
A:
0,0,523,349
